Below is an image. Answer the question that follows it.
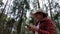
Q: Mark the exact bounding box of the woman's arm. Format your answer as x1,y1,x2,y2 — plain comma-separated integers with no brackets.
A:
37,19,56,34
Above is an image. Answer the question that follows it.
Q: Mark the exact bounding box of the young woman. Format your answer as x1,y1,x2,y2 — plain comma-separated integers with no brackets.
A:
28,9,56,34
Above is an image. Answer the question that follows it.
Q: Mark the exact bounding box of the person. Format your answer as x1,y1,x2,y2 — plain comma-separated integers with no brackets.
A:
27,9,56,34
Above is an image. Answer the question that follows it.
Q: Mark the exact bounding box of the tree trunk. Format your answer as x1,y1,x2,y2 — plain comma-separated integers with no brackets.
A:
48,0,53,19
17,8,24,34
37,0,40,9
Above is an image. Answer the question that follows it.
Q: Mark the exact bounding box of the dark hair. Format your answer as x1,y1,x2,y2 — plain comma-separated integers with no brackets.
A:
43,13,48,18
34,12,48,18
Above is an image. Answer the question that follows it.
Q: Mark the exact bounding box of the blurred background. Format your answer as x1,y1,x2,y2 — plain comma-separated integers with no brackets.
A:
0,0,60,34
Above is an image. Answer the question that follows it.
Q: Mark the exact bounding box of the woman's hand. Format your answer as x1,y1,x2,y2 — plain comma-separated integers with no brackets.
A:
28,25,38,32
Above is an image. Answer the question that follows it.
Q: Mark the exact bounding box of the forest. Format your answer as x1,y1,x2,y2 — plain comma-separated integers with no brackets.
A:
0,0,60,34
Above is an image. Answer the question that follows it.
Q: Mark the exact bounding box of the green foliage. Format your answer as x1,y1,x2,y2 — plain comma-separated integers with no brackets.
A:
24,0,30,9
0,0,3,7
54,14,59,19
54,13,60,20
0,13,7,22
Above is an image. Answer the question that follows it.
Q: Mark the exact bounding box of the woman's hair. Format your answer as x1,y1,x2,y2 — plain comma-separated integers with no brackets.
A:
34,12,48,18
43,13,48,18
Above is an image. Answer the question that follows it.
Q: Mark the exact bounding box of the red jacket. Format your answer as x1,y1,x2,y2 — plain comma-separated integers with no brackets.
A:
34,17,56,34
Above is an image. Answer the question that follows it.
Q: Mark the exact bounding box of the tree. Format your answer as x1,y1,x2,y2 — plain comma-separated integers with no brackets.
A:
12,0,30,34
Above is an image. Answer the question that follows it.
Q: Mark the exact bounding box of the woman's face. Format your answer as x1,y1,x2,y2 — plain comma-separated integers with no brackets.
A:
34,13,43,21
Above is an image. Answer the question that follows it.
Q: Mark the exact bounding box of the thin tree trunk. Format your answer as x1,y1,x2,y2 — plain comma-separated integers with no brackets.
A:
1,0,8,34
48,0,53,19
2,0,8,13
37,0,40,9
17,8,24,34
